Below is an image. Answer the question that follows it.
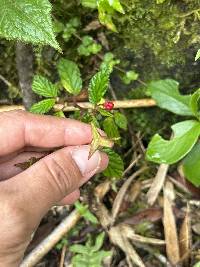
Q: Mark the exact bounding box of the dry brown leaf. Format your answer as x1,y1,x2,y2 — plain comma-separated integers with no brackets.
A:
94,181,111,201
179,204,191,267
126,180,141,202
112,166,148,222
147,163,169,206
121,224,165,246
95,202,113,228
84,20,101,31
109,226,145,267
97,32,109,49
164,181,175,202
163,187,180,265
123,208,163,225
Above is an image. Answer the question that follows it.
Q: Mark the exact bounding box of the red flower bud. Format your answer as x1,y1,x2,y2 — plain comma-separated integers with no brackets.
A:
103,101,114,110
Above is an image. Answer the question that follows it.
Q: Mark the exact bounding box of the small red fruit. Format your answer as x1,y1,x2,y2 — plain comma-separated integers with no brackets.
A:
103,101,114,110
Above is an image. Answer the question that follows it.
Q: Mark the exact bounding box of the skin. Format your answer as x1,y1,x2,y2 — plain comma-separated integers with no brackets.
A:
0,110,109,267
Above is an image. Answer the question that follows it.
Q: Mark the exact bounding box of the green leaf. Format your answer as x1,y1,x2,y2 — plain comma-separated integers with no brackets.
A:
32,75,58,98
149,79,192,116
100,52,120,71
0,0,60,50
98,107,113,117
182,142,200,186
70,244,89,255
190,88,200,119
81,0,97,8
146,120,200,164
103,148,124,178
30,98,55,114
97,0,117,32
92,233,105,252
195,49,200,61
114,112,128,130
88,67,110,104
54,110,65,118
122,70,139,85
103,117,120,142
75,201,98,224
57,58,82,95
107,0,125,13
193,262,200,267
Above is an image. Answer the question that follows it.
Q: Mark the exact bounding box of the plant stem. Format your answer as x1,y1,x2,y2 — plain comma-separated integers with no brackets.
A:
0,99,156,113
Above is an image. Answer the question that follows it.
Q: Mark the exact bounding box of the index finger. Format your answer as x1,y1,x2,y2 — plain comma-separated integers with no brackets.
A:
0,110,93,156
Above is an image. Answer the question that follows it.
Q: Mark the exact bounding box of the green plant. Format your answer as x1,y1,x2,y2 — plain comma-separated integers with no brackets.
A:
146,79,200,186
74,201,98,224
195,49,200,61
78,36,102,56
30,59,125,178
70,232,111,267
81,0,124,32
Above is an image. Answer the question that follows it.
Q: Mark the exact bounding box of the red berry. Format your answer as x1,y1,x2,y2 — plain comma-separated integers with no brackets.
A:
103,101,114,110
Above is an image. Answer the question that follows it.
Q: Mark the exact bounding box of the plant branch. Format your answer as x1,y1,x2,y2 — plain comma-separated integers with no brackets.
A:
21,210,81,267
0,99,156,113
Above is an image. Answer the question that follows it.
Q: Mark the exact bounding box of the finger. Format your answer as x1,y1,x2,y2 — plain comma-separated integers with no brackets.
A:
0,152,46,181
0,110,98,156
58,190,80,205
1,145,108,225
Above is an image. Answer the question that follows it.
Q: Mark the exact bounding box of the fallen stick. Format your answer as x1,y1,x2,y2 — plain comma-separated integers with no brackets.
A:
0,99,156,113
20,210,81,267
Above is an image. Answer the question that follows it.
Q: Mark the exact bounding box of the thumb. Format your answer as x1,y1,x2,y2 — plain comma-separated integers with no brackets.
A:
2,145,108,223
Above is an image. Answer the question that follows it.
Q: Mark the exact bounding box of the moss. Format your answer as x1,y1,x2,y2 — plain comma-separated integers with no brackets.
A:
114,0,200,66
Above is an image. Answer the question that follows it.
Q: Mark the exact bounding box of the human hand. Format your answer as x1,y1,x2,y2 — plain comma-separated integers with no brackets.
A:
0,110,109,267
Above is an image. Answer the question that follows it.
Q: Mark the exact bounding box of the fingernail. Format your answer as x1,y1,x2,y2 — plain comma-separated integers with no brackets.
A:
72,146,101,176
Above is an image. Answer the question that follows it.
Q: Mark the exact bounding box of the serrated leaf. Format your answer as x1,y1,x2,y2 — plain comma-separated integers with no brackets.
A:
0,0,60,50
88,67,110,104
190,88,200,119
103,117,120,143
32,75,58,98
195,49,200,61
114,112,127,130
89,122,112,158
182,142,200,186
146,120,200,164
103,148,124,178
30,98,55,114
57,58,82,95
149,79,192,116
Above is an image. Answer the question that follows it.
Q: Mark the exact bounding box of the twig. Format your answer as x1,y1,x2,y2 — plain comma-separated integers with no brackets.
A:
0,99,156,113
0,74,12,87
59,245,67,267
123,155,141,176
20,210,81,267
178,8,200,18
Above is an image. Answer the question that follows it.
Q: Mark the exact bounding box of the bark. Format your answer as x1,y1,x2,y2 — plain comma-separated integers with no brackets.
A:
16,42,37,110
